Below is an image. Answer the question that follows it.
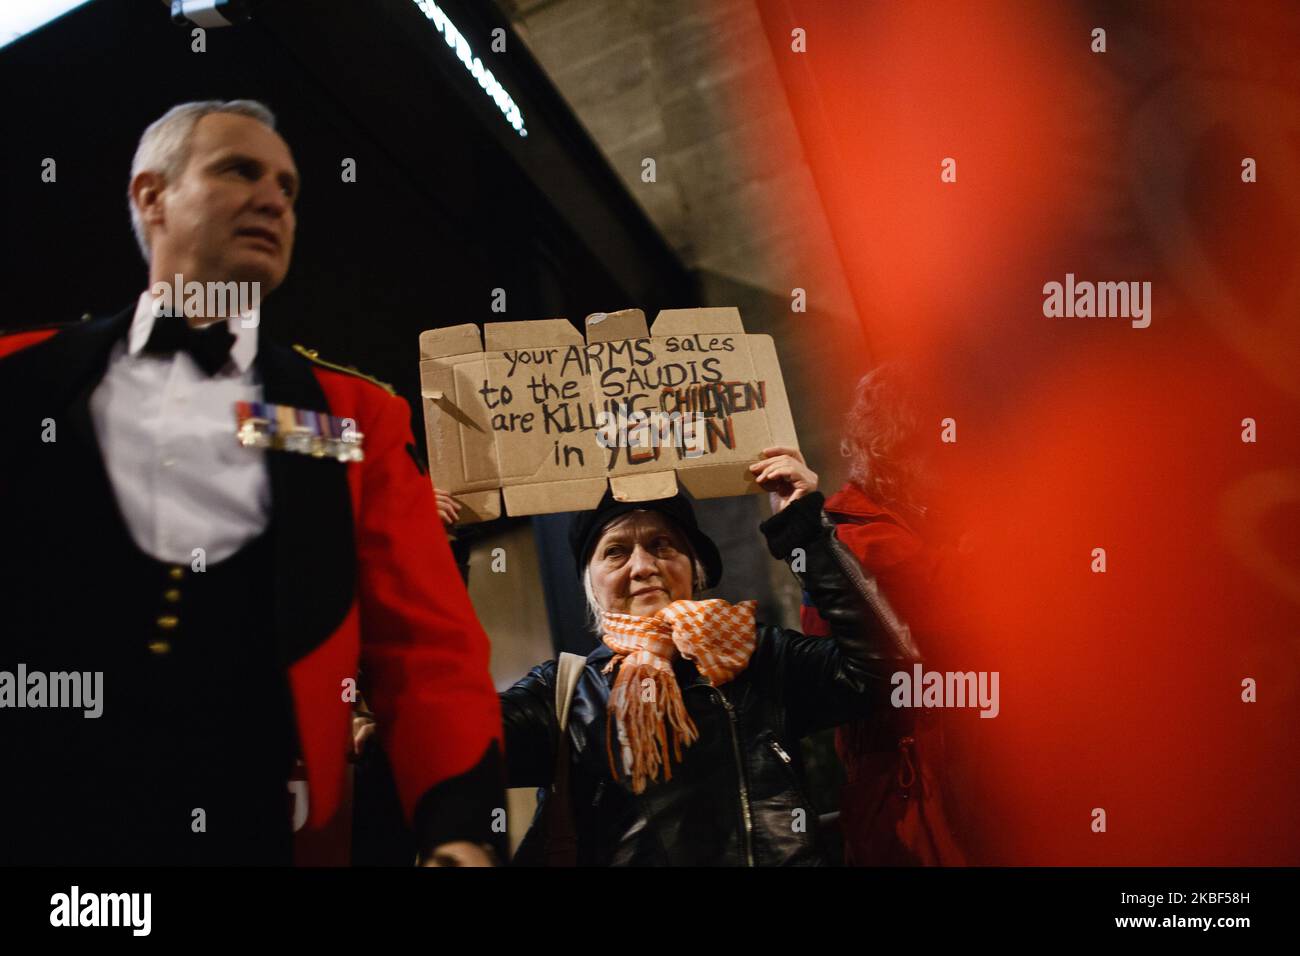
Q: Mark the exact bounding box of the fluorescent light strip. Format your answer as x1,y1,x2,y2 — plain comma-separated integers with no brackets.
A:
413,0,528,137
0,0,94,51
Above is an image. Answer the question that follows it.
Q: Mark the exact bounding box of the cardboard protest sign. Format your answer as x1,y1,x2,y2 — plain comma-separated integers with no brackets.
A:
418,307,798,522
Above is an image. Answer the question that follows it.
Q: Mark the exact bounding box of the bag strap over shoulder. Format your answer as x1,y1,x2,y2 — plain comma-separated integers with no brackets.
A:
554,651,586,732
510,653,586,867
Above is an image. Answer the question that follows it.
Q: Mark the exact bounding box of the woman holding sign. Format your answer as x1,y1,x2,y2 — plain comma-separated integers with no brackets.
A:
498,446,919,866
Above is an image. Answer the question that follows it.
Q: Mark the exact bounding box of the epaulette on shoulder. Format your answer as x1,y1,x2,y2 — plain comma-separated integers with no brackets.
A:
293,344,396,396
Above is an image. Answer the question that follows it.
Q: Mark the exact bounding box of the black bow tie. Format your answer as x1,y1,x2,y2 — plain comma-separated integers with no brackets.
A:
141,312,236,375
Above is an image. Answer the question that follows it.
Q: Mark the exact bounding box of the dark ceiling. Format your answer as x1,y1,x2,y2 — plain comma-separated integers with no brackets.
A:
0,0,693,419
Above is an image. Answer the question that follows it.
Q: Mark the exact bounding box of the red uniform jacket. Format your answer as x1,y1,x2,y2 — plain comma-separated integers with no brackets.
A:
0,310,502,859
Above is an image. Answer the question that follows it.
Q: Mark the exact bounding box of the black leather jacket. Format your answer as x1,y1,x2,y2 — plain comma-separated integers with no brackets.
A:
500,492,915,866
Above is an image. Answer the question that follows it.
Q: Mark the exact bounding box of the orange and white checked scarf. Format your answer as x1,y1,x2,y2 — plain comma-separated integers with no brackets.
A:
601,599,758,794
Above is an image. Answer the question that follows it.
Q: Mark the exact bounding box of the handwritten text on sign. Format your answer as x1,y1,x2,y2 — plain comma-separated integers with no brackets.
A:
479,334,768,470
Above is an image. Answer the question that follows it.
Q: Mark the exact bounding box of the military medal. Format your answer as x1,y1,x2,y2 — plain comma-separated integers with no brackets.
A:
235,401,364,462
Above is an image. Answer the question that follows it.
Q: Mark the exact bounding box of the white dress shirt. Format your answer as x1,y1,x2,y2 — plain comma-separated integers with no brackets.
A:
89,291,269,564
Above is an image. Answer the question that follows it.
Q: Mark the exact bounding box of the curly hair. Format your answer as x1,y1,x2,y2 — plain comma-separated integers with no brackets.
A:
840,364,927,518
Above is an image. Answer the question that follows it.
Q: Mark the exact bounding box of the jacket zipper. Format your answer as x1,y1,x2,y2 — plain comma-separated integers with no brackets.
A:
715,688,755,867
823,514,923,661
767,737,818,818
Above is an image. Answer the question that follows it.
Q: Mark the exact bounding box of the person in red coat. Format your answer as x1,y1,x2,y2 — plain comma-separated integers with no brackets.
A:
0,100,502,865
800,365,968,865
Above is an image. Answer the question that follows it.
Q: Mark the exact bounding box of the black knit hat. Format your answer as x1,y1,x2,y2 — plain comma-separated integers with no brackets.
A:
569,489,723,590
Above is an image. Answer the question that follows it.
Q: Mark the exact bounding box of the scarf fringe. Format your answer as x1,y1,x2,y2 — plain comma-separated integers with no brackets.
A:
606,657,700,794
602,599,756,794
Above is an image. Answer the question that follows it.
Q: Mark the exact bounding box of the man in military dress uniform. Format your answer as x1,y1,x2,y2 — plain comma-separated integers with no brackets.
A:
0,100,503,865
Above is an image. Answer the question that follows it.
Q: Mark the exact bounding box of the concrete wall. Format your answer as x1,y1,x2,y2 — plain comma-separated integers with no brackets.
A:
500,0,870,488
476,0,877,848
